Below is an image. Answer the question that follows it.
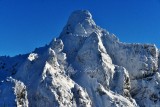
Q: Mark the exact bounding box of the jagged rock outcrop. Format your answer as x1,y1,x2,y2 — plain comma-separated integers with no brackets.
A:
0,77,28,107
0,10,159,107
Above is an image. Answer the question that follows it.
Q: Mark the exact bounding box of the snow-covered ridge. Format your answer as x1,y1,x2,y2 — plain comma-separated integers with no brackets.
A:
0,10,159,107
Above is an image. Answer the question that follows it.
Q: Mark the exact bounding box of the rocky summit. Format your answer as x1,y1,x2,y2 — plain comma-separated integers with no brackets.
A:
0,10,160,107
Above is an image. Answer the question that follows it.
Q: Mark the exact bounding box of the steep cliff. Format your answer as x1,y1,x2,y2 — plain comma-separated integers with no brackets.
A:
0,10,159,107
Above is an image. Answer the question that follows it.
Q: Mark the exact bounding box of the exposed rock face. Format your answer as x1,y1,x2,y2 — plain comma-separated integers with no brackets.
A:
0,77,28,107
0,10,159,107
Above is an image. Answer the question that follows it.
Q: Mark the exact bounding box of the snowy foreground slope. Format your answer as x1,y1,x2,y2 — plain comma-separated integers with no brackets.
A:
0,10,160,107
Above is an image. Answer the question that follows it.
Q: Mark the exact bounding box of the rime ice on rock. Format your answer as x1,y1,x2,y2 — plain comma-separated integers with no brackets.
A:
0,10,159,107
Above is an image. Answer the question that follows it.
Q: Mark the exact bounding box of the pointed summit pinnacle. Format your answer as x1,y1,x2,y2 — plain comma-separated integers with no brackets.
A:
60,10,97,37
67,10,93,25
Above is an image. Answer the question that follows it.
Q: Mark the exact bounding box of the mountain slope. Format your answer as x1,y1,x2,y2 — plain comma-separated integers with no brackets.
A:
0,10,160,107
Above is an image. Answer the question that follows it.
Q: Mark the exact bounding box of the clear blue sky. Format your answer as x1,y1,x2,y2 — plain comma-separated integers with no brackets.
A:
0,0,160,56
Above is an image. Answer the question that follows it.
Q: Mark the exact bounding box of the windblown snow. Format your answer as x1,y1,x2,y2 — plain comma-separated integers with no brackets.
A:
0,10,160,107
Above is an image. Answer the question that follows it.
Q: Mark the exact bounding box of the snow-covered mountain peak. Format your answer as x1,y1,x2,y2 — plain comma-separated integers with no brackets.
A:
0,10,160,107
67,10,93,25
60,10,97,38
